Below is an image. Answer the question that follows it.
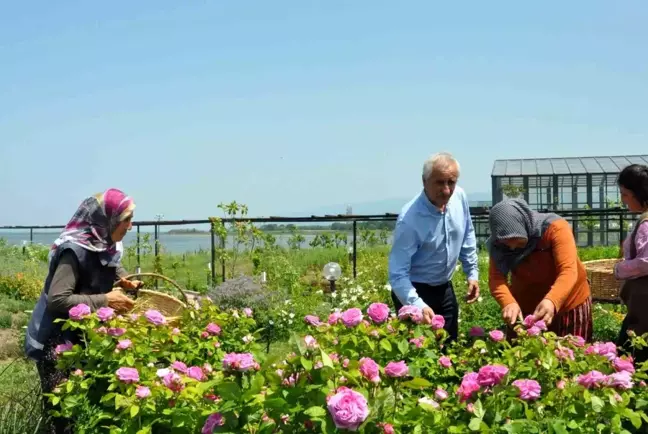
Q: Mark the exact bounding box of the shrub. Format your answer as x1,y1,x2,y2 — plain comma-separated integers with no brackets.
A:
0,272,43,301
0,311,12,329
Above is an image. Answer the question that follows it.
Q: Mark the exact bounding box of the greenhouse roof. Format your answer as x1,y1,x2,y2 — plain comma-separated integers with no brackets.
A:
491,155,648,177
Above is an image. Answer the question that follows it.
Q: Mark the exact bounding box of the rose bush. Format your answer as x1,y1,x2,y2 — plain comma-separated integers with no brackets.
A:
46,299,648,433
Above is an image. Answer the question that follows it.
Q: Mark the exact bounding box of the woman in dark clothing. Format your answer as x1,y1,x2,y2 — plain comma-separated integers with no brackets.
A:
25,188,141,433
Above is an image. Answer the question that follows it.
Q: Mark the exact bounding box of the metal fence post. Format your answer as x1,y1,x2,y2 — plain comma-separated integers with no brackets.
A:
352,221,357,278
154,224,159,289
136,224,141,273
221,220,226,282
210,225,216,286
619,210,625,244
29,228,33,244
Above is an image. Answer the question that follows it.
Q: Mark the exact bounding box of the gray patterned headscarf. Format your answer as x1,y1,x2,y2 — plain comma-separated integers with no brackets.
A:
487,198,560,275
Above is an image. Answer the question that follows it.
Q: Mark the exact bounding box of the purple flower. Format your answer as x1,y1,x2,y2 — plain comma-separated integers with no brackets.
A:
222,353,257,372
577,370,608,389
469,327,485,337
527,326,541,336
202,413,225,434
206,323,221,336
359,357,381,383
439,356,452,368
431,315,445,330
435,388,448,401
607,371,634,390
115,367,139,383
135,386,151,399
107,327,126,337
326,387,369,431
341,308,363,327
243,308,253,317
367,303,390,324
384,361,409,378
162,371,184,392
187,366,206,381
304,315,322,326
116,339,132,350
54,341,73,355
144,309,166,326
96,307,115,322
328,311,343,325
554,346,575,361
69,304,91,320
171,361,188,373
512,379,541,401
613,357,635,374
398,306,423,324
477,364,509,387
489,330,505,342
585,342,618,361
304,335,318,349
457,372,480,402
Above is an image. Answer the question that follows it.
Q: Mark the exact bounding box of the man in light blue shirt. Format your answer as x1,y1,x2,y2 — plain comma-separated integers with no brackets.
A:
389,152,479,341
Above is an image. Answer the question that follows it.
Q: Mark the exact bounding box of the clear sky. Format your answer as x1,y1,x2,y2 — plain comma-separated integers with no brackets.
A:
1,1,647,225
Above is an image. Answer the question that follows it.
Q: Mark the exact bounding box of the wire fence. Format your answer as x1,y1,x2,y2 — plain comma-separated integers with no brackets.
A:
0,207,637,283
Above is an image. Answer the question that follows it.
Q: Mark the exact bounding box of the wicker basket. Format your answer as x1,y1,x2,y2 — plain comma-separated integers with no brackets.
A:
584,259,622,301
113,273,191,325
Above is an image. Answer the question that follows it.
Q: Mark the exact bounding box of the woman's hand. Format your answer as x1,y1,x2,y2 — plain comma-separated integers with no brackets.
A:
533,299,556,325
106,290,135,312
502,303,523,326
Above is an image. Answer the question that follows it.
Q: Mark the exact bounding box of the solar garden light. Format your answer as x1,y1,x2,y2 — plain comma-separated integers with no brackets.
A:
322,262,342,292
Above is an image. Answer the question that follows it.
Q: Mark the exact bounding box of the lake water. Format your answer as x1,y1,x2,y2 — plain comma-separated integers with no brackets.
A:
0,230,379,254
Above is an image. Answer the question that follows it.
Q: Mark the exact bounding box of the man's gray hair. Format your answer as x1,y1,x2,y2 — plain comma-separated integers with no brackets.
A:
422,152,460,180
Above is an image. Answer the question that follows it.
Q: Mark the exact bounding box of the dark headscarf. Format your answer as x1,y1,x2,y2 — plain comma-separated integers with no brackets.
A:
487,198,560,275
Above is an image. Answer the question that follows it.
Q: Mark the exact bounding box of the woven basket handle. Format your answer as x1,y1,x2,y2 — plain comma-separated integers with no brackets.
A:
114,272,190,305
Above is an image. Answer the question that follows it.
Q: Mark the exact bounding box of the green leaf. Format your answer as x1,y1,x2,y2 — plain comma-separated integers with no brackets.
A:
472,399,485,419
591,396,604,413
115,394,129,410
469,418,482,431
320,350,334,368
402,377,433,389
301,356,313,371
551,421,568,434
51,396,60,406
217,381,242,402
398,339,409,355
623,409,642,429
380,339,392,352
304,406,327,418
130,405,140,418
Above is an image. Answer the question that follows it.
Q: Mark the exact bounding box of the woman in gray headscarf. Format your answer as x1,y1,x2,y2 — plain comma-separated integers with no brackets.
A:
487,198,592,340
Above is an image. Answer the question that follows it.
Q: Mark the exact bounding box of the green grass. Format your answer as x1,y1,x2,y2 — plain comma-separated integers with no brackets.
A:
0,312,11,329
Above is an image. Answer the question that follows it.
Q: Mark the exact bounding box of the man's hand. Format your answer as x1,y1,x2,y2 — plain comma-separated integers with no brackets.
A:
422,307,435,324
502,303,523,326
533,299,556,325
466,279,480,304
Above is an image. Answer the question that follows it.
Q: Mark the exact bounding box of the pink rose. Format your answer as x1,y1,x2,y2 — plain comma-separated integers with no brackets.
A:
163,371,185,392
577,370,608,389
115,367,139,383
556,380,566,390
585,342,617,361
328,311,343,325
431,315,445,330
116,339,132,350
69,304,91,320
243,308,253,317
470,327,485,337
398,306,423,324
379,423,395,434
534,320,547,331
409,336,425,348
187,366,206,381
477,364,509,387
202,412,225,434
222,353,257,372
172,327,181,335
512,379,541,401
342,308,363,327
435,388,448,400
568,335,585,347
96,307,115,322
489,330,505,342
304,315,322,326
554,346,575,361
439,356,452,368
457,372,480,402
359,357,381,383
304,335,318,349
367,303,390,324
607,371,634,390
171,361,188,373
96,326,108,334
129,313,140,321
107,327,126,337
613,357,635,374
326,387,370,430
136,386,151,399
384,361,409,378
144,309,166,326
54,341,73,355
527,326,541,336
206,323,221,336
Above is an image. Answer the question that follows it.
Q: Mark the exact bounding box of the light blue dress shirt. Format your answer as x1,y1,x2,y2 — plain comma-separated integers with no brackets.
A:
388,186,479,309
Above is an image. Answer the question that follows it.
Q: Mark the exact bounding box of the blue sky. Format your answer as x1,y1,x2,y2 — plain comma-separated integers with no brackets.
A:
1,1,647,225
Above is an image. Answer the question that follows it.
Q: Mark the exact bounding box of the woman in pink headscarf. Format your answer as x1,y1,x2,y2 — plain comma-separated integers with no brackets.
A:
25,188,140,434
